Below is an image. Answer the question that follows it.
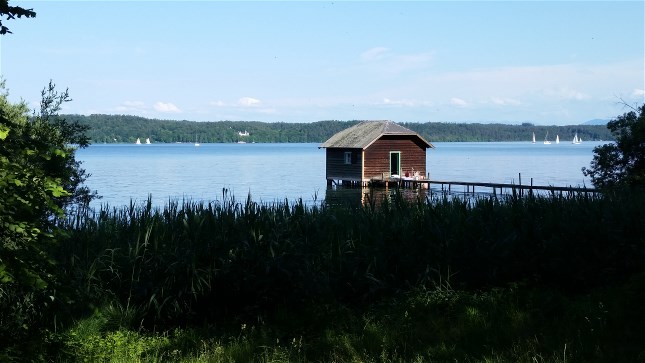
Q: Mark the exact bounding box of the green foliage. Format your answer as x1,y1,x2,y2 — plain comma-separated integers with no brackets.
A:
64,114,360,144
0,80,95,360
0,0,36,35
64,113,614,144
404,121,613,143
60,317,173,362
583,103,645,189
54,274,645,362
0,188,635,361
55,189,644,336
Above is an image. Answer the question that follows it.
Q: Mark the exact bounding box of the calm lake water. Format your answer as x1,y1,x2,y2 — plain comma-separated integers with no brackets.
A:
76,141,608,208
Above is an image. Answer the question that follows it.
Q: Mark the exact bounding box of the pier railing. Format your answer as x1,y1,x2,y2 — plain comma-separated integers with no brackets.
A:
421,179,598,197
371,173,598,197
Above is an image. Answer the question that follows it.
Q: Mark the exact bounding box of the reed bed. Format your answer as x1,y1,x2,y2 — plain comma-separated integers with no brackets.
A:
55,189,644,332
20,188,639,361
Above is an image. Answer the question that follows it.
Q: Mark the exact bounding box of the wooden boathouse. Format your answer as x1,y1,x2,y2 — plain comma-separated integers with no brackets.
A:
320,120,434,186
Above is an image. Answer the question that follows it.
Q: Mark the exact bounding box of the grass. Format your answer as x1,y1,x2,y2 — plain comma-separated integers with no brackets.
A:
5,188,645,361
54,273,645,362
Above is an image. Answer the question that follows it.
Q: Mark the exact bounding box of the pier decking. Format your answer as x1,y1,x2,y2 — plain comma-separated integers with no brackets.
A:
364,173,598,197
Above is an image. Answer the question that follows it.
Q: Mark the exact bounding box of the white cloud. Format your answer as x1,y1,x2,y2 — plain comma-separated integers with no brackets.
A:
257,108,276,114
116,100,146,112
396,52,433,66
425,60,643,109
383,98,414,107
153,102,181,113
210,100,226,107
450,97,468,107
360,47,390,62
357,47,433,74
123,100,145,108
381,98,432,107
238,97,261,107
490,97,521,106
543,88,589,101
633,89,645,98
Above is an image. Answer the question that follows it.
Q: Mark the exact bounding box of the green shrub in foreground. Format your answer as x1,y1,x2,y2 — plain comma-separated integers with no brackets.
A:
56,273,645,362
56,189,644,331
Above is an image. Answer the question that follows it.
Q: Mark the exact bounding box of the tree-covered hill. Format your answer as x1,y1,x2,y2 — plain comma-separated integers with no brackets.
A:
402,121,613,143
65,114,614,144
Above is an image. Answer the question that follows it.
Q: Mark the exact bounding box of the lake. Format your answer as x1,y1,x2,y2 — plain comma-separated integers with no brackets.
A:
76,141,608,208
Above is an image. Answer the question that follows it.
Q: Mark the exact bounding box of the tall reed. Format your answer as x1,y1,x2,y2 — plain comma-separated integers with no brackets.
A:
56,188,645,328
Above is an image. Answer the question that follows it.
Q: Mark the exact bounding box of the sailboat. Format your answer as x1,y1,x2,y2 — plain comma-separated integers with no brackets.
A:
145,137,151,144
532,132,536,144
543,132,551,145
572,133,581,144
135,138,141,145
556,135,560,144
194,135,200,147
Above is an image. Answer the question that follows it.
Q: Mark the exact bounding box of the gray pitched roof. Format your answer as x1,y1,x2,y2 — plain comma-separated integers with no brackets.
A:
320,120,433,149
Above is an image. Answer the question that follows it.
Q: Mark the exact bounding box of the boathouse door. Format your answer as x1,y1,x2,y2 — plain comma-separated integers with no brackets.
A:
389,151,401,176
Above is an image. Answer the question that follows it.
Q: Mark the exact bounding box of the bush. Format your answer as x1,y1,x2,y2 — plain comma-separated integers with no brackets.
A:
0,80,94,360
57,190,645,330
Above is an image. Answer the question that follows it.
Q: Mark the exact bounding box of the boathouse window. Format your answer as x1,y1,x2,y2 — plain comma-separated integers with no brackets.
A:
390,151,401,176
344,151,352,165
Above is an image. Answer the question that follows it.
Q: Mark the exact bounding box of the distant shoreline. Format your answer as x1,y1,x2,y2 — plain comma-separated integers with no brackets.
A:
64,114,613,144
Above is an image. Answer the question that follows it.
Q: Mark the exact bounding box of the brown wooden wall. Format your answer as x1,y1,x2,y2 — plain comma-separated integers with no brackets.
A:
325,148,362,181
363,136,427,179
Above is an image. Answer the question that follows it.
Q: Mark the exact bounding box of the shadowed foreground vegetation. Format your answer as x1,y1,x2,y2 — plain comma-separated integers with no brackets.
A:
4,190,645,362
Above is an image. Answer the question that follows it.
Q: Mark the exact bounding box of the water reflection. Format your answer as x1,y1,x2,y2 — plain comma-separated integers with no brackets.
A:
324,182,594,208
324,185,430,208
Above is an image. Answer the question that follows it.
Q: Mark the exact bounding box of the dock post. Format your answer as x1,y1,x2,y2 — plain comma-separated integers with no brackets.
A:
519,173,522,197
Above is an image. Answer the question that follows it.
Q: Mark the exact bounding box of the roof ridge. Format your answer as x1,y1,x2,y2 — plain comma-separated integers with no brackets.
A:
320,120,433,149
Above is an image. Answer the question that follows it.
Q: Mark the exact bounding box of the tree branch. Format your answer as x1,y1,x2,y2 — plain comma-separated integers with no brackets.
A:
0,0,36,35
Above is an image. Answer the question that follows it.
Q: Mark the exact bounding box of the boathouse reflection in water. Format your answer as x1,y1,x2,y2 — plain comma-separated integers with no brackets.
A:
324,185,430,208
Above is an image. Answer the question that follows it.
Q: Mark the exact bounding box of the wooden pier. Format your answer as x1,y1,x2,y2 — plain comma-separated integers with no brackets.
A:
368,173,598,197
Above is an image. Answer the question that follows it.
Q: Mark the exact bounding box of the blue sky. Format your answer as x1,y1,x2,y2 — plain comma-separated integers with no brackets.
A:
1,1,643,125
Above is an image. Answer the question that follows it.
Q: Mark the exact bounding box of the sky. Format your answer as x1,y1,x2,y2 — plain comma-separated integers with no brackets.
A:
1,1,643,125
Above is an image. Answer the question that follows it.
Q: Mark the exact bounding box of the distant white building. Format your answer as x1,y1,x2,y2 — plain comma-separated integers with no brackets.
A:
238,130,250,137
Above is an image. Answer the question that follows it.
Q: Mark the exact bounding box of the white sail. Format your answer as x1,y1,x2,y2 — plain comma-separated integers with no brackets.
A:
532,132,536,144
135,138,141,144
556,135,559,144
145,138,151,144
543,132,551,144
